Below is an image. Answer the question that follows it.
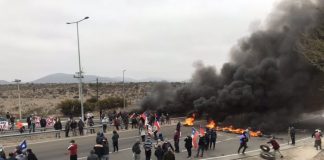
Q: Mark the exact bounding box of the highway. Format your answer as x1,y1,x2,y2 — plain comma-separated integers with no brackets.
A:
2,123,310,160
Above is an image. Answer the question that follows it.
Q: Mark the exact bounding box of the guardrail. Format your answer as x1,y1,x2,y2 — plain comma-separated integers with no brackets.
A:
0,117,186,142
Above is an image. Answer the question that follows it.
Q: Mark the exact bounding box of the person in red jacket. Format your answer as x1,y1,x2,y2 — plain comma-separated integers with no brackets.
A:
267,136,283,158
67,140,78,160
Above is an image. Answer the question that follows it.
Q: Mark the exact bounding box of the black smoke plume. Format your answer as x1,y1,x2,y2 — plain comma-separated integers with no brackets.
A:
141,0,324,131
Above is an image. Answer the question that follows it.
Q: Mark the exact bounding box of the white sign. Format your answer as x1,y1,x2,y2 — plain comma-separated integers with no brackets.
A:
0,121,9,130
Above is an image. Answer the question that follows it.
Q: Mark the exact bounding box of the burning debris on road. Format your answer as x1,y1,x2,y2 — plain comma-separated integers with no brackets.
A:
141,0,324,131
183,114,196,126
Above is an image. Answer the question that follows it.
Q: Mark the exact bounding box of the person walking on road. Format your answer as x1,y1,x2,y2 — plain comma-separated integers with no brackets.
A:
184,135,192,158
112,130,119,152
238,131,248,154
67,140,78,160
196,134,205,158
290,126,296,145
87,150,99,160
312,129,322,150
26,148,38,160
143,137,153,160
132,140,141,160
154,145,164,160
267,136,283,158
210,129,217,150
54,118,62,138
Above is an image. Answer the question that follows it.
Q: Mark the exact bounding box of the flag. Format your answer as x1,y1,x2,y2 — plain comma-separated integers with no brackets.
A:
141,112,148,126
199,125,205,136
191,128,199,149
154,121,161,131
19,139,27,151
129,113,135,119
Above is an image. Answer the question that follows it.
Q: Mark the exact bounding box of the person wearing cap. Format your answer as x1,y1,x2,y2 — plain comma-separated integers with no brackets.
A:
132,139,141,160
87,150,99,160
67,140,78,160
143,137,152,160
312,129,322,150
26,148,38,160
267,136,283,158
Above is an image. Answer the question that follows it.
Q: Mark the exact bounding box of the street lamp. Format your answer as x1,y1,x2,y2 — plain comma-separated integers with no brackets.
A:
13,79,22,120
67,16,89,121
123,70,126,110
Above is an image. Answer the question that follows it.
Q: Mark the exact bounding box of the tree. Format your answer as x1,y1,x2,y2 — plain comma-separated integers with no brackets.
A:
57,99,94,116
98,97,125,111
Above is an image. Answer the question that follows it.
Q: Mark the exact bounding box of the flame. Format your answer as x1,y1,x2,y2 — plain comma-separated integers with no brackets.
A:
184,117,195,126
206,120,216,129
215,125,262,137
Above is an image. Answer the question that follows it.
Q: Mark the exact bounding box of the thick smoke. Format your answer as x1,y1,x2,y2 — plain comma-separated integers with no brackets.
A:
141,0,324,131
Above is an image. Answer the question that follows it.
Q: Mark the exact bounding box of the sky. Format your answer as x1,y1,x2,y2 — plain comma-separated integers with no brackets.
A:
0,0,278,82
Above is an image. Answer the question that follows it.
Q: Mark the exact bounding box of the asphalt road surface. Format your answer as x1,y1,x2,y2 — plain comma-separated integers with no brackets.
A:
3,124,309,160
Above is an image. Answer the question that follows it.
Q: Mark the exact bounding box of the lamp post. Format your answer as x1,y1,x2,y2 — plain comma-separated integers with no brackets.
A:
13,79,22,120
123,70,126,110
67,16,89,121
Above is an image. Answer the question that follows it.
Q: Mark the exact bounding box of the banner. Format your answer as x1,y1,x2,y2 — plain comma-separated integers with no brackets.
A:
0,121,9,130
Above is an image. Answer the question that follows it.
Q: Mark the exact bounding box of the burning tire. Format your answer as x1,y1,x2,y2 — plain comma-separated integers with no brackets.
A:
260,145,270,152
260,152,275,160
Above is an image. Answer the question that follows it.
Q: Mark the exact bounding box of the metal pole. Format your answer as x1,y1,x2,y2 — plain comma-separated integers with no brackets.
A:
18,82,21,120
123,70,126,110
76,22,85,121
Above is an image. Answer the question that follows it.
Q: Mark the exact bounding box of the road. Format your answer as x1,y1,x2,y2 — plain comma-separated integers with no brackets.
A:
3,123,310,160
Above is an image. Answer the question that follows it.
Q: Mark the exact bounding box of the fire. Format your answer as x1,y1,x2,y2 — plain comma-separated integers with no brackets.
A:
215,125,262,137
206,120,216,129
184,117,195,126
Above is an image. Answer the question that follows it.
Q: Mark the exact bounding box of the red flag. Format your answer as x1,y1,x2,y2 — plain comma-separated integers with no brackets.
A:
192,128,199,149
199,126,205,136
141,112,148,126
154,121,161,131
129,113,135,119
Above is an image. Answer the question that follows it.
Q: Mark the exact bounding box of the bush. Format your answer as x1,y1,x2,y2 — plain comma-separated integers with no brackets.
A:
57,99,93,116
98,97,126,110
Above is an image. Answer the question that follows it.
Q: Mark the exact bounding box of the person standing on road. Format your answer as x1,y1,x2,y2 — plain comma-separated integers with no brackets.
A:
67,140,78,160
93,143,104,159
163,148,175,160
102,116,109,133
40,116,47,132
173,130,180,153
288,126,291,145
70,119,78,136
132,139,141,160
290,126,296,145
267,136,284,158
26,148,38,160
312,129,322,150
65,120,71,137
88,117,95,134
78,118,84,136
30,116,35,133
26,115,31,129
112,130,119,152
140,129,146,142
143,137,152,160
210,129,217,150
184,135,192,158
154,145,164,160
54,118,62,138
237,131,248,154
196,134,205,158
87,150,99,160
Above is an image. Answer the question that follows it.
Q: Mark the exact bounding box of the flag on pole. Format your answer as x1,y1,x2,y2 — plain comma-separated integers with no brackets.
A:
141,112,148,126
129,113,135,119
19,139,27,151
191,128,199,149
154,120,161,131
199,125,205,136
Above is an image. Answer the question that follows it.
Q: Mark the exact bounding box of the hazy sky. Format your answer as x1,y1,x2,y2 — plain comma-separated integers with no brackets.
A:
0,0,278,82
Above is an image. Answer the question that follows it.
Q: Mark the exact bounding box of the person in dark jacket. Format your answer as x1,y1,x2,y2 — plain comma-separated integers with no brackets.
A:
205,130,210,151
196,134,205,158
26,149,38,160
290,126,296,145
7,152,16,160
267,136,283,158
96,132,103,144
102,138,109,160
154,145,164,160
112,130,119,152
70,119,78,136
143,137,152,160
162,139,174,153
40,117,47,131
173,131,180,153
210,129,217,150
78,118,84,136
65,120,71,137
132,140,141,160
26,116,31,129
184,135,192,158
54,118,62,138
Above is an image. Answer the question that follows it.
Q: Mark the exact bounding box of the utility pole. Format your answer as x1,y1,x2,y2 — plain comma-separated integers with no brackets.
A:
97,78,101,120
123,70,126,110
14,79,22,120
